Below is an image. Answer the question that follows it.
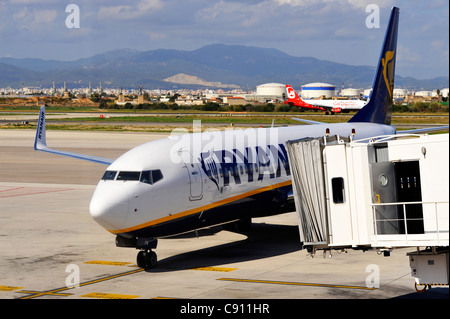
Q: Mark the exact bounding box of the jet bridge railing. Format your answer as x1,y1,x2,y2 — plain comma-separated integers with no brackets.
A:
371,201,449,247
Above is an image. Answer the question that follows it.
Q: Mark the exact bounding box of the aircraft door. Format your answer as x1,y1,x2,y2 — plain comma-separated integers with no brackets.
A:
179,151,203,201
394,161,424,234
371,160,424,235
371,162,401,234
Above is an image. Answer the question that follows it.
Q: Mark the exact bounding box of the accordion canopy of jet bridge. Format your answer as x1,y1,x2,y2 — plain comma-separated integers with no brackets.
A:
285,135,349,248
286,134,449,251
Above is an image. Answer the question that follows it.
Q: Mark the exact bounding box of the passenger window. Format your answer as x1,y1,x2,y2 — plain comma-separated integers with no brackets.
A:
117,171,140,181
331,177,345,204
102,171,117,180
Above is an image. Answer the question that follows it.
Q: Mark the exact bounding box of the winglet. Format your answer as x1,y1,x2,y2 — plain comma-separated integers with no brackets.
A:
34,106,114,165
34,105,48,151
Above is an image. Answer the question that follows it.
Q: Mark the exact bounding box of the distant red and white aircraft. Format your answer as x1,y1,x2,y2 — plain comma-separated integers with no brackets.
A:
284,85,367,114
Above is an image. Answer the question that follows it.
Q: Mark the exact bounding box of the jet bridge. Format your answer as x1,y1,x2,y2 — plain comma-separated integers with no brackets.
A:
286,133,449,291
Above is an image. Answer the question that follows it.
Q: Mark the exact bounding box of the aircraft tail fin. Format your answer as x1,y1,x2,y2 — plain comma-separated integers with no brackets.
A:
349,7,399,125
285,85,322,110
34,106,114,165
285,85,302,105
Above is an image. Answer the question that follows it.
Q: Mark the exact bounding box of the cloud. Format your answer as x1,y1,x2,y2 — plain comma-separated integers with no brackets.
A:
11,5,57,31
0,0,448,78
347,0,393,9
33,9,57,24
98,0,162,20
8,0,58,3
398,45,421,62
275,0,393,9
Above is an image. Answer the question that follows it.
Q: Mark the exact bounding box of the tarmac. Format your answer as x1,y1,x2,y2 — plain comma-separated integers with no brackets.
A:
0,129,448,304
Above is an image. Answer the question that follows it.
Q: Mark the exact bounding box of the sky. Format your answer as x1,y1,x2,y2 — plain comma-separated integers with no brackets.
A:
0,0,448,79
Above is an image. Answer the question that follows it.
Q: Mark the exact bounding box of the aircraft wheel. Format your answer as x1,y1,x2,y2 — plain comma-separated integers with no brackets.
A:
137,250,158,269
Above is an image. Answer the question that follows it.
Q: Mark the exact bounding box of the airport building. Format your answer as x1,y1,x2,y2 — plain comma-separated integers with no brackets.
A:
301,82,336,99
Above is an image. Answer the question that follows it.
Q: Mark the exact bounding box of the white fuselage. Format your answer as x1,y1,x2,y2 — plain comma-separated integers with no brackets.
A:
89,123,396,238
303,99,367,111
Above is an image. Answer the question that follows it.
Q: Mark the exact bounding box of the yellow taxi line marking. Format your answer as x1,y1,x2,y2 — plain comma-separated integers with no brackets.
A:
0,285,24,292
191,267,238,272
16,290,73,298
81,292,140,299
218,278,376,290
84,260,132,266
17,268,145,299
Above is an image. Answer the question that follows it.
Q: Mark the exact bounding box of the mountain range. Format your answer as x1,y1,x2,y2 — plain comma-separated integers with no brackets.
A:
0,44,448,91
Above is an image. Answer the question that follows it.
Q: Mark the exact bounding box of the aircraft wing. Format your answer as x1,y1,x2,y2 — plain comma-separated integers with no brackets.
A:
397,126,449,135
34,106,114,165
291,117,325,125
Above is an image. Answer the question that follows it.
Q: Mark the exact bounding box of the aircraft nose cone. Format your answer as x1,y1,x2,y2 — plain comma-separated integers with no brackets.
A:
90,182,130,231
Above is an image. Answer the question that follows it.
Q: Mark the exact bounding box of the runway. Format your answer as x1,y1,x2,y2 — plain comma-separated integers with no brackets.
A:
0,129,447,302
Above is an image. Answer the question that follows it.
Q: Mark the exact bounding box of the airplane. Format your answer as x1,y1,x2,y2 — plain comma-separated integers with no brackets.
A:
284,85,367,114
33,7,448,269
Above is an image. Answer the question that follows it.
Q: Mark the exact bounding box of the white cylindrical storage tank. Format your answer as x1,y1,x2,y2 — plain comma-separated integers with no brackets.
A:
340,88,360,97
393,88,408,97
301,82,336,99
415,91,432,97
441,88,449,98
256,83,286,96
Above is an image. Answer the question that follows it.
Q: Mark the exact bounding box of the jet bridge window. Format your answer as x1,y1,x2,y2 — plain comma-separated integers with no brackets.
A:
140,170,163,185
331,177,345,204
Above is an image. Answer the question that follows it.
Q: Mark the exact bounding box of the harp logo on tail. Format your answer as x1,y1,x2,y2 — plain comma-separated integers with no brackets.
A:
382,50,395,99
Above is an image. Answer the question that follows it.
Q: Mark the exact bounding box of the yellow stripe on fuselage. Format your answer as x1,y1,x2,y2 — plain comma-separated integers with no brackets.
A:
108,180,292,234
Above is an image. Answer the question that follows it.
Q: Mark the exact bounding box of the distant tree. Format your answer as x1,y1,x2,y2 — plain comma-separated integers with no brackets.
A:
169,94,180,103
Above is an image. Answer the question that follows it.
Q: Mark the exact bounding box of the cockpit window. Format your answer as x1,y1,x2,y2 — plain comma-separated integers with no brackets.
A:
117,171,140,181
140,170,163,185
102,171,117,180
102,169,163,184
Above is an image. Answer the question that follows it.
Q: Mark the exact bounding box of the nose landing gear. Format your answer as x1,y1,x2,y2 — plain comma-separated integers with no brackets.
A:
136,237,158,269
137,250,157,269
115,235,159,269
